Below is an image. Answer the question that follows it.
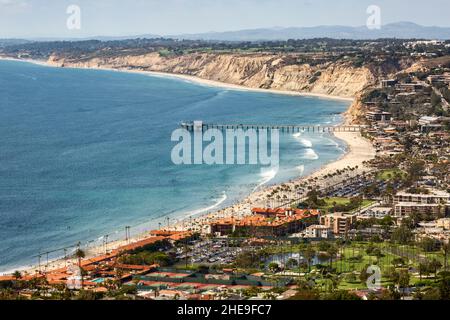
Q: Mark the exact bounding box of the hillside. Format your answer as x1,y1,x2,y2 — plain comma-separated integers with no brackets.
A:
47,52,378,99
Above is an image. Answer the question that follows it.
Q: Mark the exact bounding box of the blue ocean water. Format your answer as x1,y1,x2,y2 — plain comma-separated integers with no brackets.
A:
0,60,349,272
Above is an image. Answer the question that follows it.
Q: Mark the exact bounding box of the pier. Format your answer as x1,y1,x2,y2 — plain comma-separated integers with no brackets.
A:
180,121,367,133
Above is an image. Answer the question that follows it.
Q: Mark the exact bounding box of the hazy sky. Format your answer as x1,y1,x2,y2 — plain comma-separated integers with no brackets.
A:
1,0,450,38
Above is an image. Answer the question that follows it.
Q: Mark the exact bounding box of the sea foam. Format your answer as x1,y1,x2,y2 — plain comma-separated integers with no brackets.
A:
301,148,319,160
185,192,228,217
293,132,313,148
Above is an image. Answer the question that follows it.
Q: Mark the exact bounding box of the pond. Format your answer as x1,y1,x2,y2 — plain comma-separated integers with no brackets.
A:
265,252,331,269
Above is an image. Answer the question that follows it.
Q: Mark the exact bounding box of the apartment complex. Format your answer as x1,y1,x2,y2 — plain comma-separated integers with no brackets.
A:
393,189,450,217
304,225,333,239
320,213,357,236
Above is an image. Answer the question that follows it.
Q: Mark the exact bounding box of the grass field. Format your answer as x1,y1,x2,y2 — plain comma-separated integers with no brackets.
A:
319,197,375,213
376,169,407,181
255,241,450,291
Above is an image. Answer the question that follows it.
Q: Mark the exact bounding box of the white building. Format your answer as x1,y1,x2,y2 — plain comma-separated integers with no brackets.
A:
393,189,450,217
304,225,333,239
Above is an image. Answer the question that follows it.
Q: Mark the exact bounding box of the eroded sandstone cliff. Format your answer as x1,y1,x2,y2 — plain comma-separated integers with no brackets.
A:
48,53,376,98
46,52,409,122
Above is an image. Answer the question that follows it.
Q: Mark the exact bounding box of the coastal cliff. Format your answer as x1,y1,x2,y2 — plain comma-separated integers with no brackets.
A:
45,52,410,122
47,53,374,97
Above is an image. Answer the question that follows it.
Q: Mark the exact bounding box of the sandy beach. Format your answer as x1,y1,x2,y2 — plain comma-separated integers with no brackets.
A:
135,70,355,102
0,56,375,276
0,56,354,102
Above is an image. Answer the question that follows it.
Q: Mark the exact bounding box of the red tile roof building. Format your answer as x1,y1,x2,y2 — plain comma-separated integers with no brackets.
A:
209,208,320,237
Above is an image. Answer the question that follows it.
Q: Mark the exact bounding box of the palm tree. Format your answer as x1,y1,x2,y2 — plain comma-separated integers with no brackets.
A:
75,248,86,288
13,271,22,281
303,246,316,273
115,268,124,288
418,262,429,280
75,248,85,267
327,245,338,269
442,242,450,271
429,259,442,280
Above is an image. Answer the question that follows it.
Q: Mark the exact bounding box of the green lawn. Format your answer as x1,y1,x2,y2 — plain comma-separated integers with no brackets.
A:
237,241,449,292
319,197,375,213
376,169,407,181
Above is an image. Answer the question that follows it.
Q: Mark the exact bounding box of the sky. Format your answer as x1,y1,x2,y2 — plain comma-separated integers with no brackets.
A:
1,0,450,38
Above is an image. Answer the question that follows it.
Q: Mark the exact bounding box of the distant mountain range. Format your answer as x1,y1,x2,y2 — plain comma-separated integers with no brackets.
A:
2,22,450,43
170,22,450,41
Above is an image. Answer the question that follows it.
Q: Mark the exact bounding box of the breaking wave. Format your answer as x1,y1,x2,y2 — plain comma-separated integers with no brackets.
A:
293,132,313,148
185,192,228,217
301,148,319,160
253,167,278,192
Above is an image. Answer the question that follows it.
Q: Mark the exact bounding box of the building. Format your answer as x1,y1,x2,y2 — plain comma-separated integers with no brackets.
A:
209,208,320,237
404,40,445,48
366,111,392,122
132,268,292,299
348,226,387,240
415,220,450,242
419,116,444,132
394,203,446,217
304,225,333,239
320,213,357,236
373,137,404,155
381,79,398,88
437,218,450,230
359,207,393,219
393,189,450,217
427,73,450,86
395,83,427,93
394,189,450,205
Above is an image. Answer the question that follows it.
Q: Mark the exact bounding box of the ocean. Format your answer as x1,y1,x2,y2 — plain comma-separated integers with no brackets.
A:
0,59,349,272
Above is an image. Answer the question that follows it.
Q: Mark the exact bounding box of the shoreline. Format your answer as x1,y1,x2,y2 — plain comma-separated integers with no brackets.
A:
0,56,354,102
0,57,373,276
124,69,354,102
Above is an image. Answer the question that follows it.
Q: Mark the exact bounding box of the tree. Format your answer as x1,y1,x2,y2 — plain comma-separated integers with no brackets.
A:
286,258,298,270
268,262,280,273
12,271,22,281
420,237,438,252
318,241,331,252
391,226,413,245
76,290,100,300
359,264,371,284
438,275,450,300
407,160,425,180
303,246,316,272
419,287,441,300
75,248,86,288
392,257,405,267
326,245,338,269
322,290,361,300
442,242,450,271
379,287,401,300
429,259,442,279
397,269,410,298
418,262,430,280
431,91,442,107
75,248,85,265
289,280,321,300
